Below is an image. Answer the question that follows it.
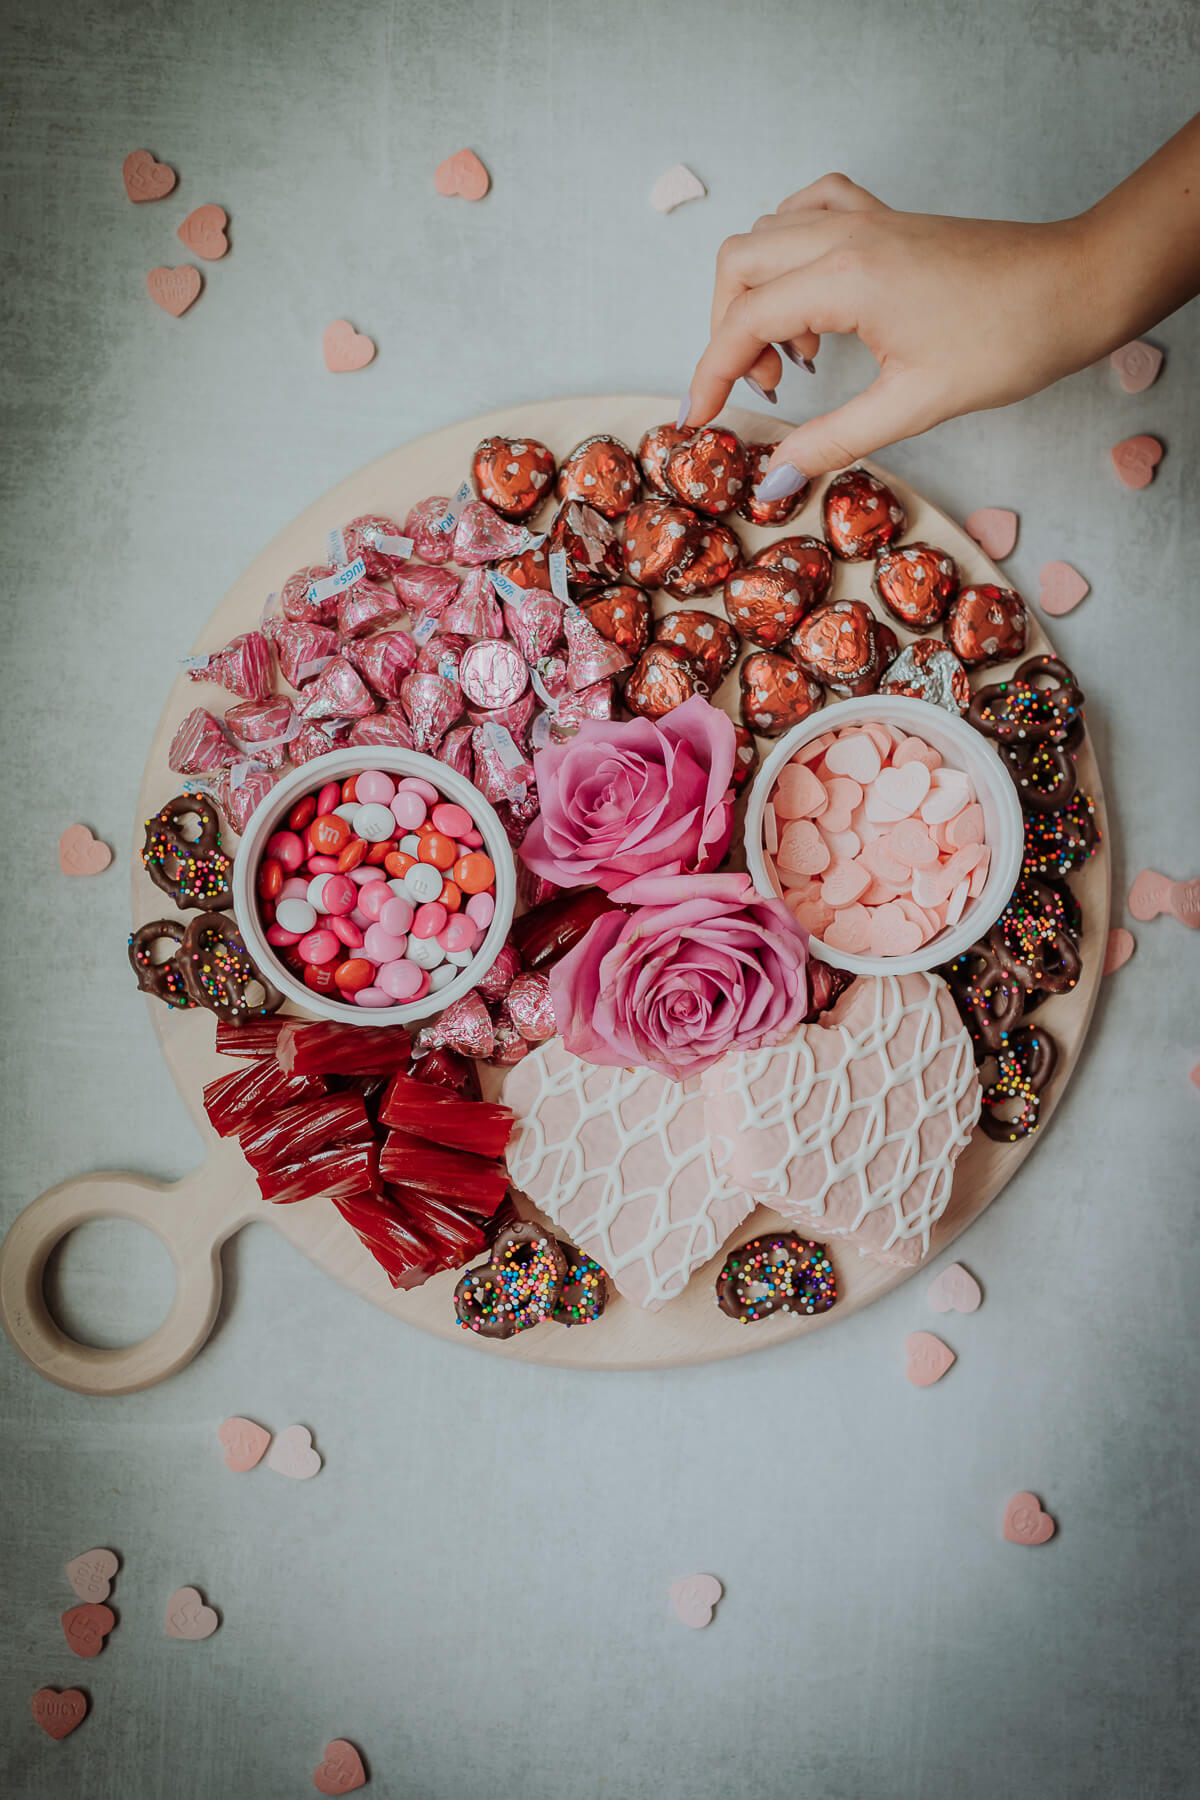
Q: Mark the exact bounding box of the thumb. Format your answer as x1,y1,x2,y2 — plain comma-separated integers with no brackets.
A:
757,369,940,486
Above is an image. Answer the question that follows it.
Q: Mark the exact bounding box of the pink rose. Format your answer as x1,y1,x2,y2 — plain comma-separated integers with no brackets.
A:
549,871,812,1081
519,695,735,894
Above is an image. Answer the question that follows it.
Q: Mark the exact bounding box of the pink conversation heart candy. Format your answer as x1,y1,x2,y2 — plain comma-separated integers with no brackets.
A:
322,320,376,373
1002,1492,1055,1545
30,1688,87,1739
669,1574,723,1629
823,731,881,784
926,1262,982,1314
1111,435,1163,489
218,1416,271,1473
123,148,176,202
777,819,829,876
1103,927,1135,975
904,1331,955,1386
1038,561,1090,617
65,1549,119,1603
434,147,490,201
267,1424,323,1479
965,507,1018,559
1110,340,1162,393
313,1739,368,1793
147,265,201,317
165,1587,219,1639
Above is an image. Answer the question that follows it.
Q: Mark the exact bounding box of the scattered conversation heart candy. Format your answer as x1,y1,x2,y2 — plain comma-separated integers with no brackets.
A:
313,1740,368,1794
165,1586,219,1640
1103,928,1135,975
925,1263,981,1315
123,148,176,202
1110,340,1162,393
1038,561,1090,617
904,1331,955,1387
177,204,229,260
322,320,375,373
650,163,707,214
433,147,490,201
1002,1491,1056,1545
218,1416,271,1472
1128,868,1200,929
65,1548,119,1603
669,1573,723,1629
267,1424,322,1479
1110,435,1163,489
30,1688,88,1740
58,824,112,877
1191,1064,1200,1093
147,266,202,317
61,1603,115,1658
965,508,1018,560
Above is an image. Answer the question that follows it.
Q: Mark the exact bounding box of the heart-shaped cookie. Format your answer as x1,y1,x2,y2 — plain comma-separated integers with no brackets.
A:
1002,1491,1055,1545
313,1739,367,1794
904,1331,956,1386
177,204,229,260
147,266,202,317
58,823,112,877
65,1548,119,1602
165,1586,219,1639
669,1574,723,1628
1103,927,1135,975
322,320,376,373
123,148,176,202
267,1424,322,1479
925,1262,982,1314
62,1602,115,1658
433,147,490,201
1110,340,1162,393
965,507,1018,560
1111,435,1163,490
504,1038,754,1310
31,1688,87,1740
1038,561,1090,617
218,1416,271,1472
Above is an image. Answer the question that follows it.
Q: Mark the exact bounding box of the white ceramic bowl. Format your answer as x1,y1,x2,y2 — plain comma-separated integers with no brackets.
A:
233,748,517,1027
744,695,1024,978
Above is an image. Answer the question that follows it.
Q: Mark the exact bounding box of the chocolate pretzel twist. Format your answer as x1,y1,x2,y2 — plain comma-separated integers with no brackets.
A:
979,1024,1058,1142
454,1220,569,1339
142,793,233,910
715,1233,837,1323
128,920,196,1009
178,910,282,1024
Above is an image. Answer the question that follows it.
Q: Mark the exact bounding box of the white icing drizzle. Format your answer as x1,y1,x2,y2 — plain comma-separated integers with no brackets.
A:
705,972,980,1256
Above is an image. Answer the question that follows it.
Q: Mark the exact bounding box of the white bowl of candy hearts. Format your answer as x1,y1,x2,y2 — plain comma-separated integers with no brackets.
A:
233,748,517,1026
745,695,1024,978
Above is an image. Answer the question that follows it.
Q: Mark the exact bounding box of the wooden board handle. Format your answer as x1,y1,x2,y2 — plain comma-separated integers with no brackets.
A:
0,1155,258,1396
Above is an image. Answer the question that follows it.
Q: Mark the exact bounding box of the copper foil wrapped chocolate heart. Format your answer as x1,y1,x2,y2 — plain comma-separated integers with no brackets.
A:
550,679,615,738
791,600,879,687
563,604,629,690
826,614,894,699
750,535,834,610
393,562,460,619
723,566,811,649
399,671,464,753
548,501,623,595
342,513,411,581
403,496,457,564
188,631,274,702
637,423,691,496
169,707,236,775
467,689,538,743
346,629,418,699
442,567,503,639
664,427,749,516
417,992,496,1059
879,637,971,713
507,970,556,1042
453,500,530,566
347,706,415,750
289,722,349,764
662,521,743,598
502,590,564,664
472,435,556,522
477,941,522,1005
739,652,824,737
494,541,552,593
624,642,707,718
622,500,705,588
281,564,339,626
580,583,652,657
738,443,811,525
945,583,1028,668
296,657,376,721
556,434,640,519
337,580,406,640
822,467,907,559
267,619,338,688
731,724,758,789
439,723,476,778
459,639,530,711
873,542,959,629
655,609,740,693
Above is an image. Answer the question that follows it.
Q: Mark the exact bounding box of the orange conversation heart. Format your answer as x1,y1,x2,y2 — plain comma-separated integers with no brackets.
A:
1002,1491,1056,1545
59,824,112,877
434,148,490,201
31,1688,88,1739
123,148,176,202
1110,435,1163,490
177,205,229,260
322,320,376,373
313,1740,368,1793
147,266,202,317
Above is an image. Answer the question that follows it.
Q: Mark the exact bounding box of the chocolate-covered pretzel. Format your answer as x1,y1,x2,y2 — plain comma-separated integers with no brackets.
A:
454,1220,568,1338
1000,735,1078,815
178,910,282,1024
552,1244,608,1327
979,1024,1058,1142
1021,793,1101,881
128,920,196,1009
142,793,233,910
945,943,1026,1056
715,1233,837,1323
968,654,1084,748
989,877,1082,995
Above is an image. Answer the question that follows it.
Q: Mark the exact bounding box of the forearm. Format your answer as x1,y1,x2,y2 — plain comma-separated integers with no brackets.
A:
1079,110,1200,352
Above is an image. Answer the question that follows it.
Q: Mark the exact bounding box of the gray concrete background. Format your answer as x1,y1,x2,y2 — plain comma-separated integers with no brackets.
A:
2,1,1198,1795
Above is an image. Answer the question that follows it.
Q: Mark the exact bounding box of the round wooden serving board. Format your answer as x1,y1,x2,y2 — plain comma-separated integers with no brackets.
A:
0,396,1109,1390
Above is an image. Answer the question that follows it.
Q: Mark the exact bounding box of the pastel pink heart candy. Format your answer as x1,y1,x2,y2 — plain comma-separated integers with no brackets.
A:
860,835,911,887
821,775,863,834
1111,435,1163,490
1110,339,1162,393
62,1603,115,1658
1038,560,1090,617
904,1330,956,1386
965,507,1018,560
820,827,862,862
945,803,984,849
322,320,375,373
892,735,941,771
267,1425,323,1479
870,903,924,957
1002,1492,1055,1545
147,266,201,317
218,1416,271,1473
313,1739,368,1794
823,731,881,784
123,148,176,202
821,858,872,908
165,1586,219,1639
65,1548,119,1603
669,1573,723,1629
59,824,112,877
926,1261,982,1314
777,819,829,875
1128,868,1200,928
822,903,872,954
433,147,490,201
1103,927,1135,975
887,818,938,868
773,762,828,819
872,762,931,819
795,731,835,764
177,204,229,260
30,1688,87,1739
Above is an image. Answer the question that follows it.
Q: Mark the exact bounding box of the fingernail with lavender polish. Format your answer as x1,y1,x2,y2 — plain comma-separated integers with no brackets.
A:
675,393,692,429
779,343,817,374
744,376,778,406
754,461,806,502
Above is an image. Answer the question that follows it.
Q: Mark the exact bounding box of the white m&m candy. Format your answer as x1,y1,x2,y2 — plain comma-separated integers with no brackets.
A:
406,934,446,971
353,802,398,842
402,862,444,904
